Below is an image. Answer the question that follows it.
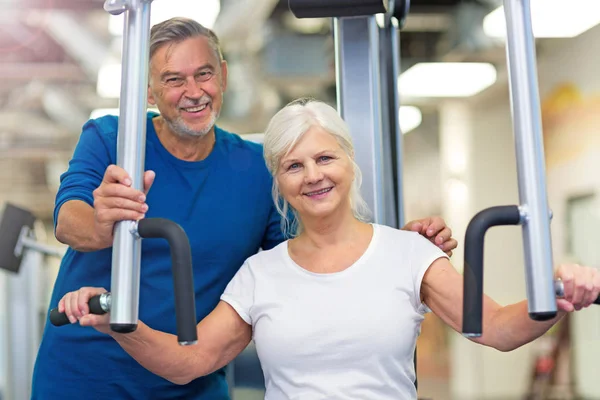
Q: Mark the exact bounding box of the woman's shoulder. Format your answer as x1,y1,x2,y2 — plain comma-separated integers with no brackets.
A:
373,223,421,241
244,241,289,270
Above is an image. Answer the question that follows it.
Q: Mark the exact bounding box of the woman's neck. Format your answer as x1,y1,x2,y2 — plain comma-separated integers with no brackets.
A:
296,210,369,250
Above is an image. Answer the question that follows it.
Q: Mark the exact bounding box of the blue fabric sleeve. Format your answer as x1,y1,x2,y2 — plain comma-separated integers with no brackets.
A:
53,119,114,230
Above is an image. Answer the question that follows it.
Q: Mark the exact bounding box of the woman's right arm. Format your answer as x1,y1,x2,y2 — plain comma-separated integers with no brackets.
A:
64,288,251,384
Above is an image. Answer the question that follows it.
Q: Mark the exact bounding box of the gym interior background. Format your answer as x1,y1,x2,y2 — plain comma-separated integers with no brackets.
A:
1,0,600,399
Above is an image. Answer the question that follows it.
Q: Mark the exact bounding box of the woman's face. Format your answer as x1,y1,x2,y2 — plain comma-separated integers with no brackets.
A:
276,126,354,222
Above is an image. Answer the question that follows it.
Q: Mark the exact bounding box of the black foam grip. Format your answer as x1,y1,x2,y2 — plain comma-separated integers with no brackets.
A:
463,206,521,336
49,294,106,327
137,218,197,344
288,0,387,18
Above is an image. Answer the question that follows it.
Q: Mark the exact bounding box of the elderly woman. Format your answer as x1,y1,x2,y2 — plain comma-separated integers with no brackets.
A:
62,98,600,399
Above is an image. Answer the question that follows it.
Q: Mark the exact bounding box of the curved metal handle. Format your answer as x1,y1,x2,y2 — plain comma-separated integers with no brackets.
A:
137,218,197,345
463,205,521,337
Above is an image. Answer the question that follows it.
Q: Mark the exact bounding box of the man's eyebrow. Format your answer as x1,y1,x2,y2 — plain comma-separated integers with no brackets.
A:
160,64,216,80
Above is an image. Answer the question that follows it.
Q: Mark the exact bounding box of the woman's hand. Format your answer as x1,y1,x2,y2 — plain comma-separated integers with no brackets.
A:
58,286,112,334
555,264,600,312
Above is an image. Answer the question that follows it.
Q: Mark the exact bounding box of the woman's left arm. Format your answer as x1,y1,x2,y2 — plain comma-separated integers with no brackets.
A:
421,259,600,352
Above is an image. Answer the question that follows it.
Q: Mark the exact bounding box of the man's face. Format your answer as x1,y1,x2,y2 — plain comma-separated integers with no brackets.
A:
148,36,228,138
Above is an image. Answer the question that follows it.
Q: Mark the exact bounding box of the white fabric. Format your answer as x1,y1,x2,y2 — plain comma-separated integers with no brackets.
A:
221,224,448,400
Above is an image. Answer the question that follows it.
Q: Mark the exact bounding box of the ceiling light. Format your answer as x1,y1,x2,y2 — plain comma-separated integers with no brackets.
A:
399,106,422,134
484,0,600,38
109,0,221,36
398,62,497,98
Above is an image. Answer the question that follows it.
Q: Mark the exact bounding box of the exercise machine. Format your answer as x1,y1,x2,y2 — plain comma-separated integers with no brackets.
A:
461,0,600,339
0,203,65,400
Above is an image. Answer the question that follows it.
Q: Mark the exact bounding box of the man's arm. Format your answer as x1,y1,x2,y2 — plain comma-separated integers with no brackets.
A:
55,200,104,252
55,166,155,252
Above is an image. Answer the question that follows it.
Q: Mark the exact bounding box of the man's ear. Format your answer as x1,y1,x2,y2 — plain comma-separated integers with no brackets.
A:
147,85,156,105
220,60,228,92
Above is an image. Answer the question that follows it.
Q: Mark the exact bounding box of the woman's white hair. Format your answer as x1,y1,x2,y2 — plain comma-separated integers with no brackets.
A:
263,98,371,237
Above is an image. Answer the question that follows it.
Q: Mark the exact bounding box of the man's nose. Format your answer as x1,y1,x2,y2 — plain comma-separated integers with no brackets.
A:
184,77,204,98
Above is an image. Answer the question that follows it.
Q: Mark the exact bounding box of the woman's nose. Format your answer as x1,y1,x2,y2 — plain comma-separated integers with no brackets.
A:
304,163,324,184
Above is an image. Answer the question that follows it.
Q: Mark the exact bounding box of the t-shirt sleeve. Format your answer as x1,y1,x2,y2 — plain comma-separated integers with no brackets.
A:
410,233,449,314
53,119,114,230
220,259,256,325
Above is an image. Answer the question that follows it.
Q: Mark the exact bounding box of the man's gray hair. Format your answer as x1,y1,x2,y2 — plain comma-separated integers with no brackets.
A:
149,17,223,62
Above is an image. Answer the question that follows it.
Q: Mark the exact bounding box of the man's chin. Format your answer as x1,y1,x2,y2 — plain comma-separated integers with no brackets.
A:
169,117,216,138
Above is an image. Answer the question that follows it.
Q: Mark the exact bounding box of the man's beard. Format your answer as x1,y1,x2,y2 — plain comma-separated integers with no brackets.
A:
165,94,220,138
165,108,219,139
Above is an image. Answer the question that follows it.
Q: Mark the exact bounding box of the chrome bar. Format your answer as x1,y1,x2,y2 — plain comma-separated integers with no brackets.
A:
504,0,556,319
106,0,153,331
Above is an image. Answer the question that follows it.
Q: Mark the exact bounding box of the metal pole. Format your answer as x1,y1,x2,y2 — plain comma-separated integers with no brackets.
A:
504,0,556,319
104,0,153,331
334,16,387,224
390,18,405,228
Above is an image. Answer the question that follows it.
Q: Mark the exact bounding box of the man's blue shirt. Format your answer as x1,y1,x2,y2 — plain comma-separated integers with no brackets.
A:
32,112,284,399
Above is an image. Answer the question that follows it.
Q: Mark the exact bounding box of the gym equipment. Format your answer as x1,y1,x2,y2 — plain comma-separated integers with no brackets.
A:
0,203,65,400
462,0,600,338
48,0,197,346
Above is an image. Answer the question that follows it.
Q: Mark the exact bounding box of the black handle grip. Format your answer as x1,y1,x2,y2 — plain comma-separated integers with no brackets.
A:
288,0,386,18
463,205,521,337
49,294,108,327
137,218,197,345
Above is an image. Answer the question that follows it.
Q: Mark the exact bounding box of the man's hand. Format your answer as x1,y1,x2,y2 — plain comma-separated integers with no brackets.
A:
403,216,458,256
92,165,156,249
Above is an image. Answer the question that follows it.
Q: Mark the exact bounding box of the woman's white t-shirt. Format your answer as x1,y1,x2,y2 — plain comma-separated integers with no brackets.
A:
220,224,448,400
